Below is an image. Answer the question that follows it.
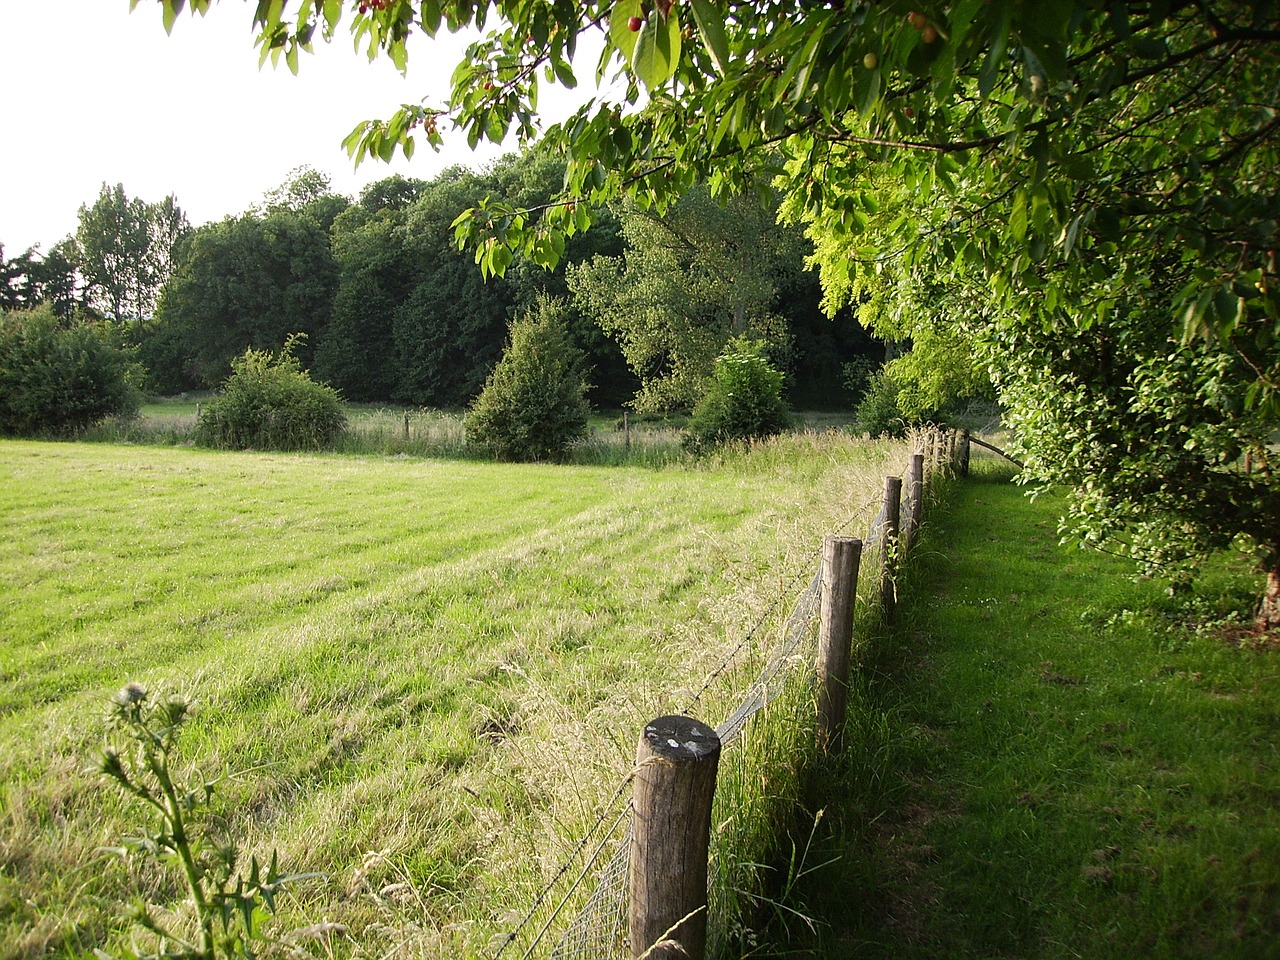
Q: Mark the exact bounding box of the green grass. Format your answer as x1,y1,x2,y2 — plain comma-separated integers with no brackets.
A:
788,464,1280,960
0,433,904,959
88,402,857,467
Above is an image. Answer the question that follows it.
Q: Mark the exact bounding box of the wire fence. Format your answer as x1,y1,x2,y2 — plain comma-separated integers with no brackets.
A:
493,428,973,960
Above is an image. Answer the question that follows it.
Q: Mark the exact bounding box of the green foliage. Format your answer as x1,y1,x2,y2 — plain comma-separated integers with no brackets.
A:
195,338,346,451
153,205,342,388
465,298,591,461
567,188,800,413
99,683,317,960
144,1,1280,610
75,183,188,321
1,240,80,318
685,339,790,450
853,369,908,439
0,304,140,437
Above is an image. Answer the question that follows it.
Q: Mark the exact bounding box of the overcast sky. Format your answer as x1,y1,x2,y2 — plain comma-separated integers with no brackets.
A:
0,1,597,256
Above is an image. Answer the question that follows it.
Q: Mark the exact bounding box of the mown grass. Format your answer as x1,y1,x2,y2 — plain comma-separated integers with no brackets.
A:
786,463,1280,959
0,431,908,959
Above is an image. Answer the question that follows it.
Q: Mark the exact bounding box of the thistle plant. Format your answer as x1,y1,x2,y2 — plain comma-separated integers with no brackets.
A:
98,683,317,960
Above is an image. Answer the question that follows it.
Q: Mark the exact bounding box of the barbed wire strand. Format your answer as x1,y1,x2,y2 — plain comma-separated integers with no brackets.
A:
683,491,884,716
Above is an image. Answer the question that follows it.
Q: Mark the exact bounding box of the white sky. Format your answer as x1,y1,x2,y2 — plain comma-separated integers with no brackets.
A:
0,1,600,256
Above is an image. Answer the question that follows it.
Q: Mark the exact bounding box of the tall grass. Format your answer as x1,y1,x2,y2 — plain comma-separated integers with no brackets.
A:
82,403,859,469
0,430,908,959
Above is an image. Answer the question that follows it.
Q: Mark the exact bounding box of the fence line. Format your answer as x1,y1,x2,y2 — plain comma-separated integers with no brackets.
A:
495,428,979,959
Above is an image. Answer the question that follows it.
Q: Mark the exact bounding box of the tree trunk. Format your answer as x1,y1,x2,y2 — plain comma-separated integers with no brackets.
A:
1257,566,1280,631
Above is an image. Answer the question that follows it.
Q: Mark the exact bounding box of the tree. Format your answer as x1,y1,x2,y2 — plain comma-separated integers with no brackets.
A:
146,2,1280,624
75,183,188,321
465,297,591,461
151,204,341,386
1,242,80,319
567,188,800,412
313,201,411,401
0,304,140,436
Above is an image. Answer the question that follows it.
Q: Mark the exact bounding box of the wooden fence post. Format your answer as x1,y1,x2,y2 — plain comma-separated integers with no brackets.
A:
404,410,411,442
903,453,924,555
959,430,971,477
631,715,721,960
818,536,862,753
880,476,902,623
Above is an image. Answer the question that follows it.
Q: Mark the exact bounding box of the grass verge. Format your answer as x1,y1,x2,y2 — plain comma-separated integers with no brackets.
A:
785,463,1280,959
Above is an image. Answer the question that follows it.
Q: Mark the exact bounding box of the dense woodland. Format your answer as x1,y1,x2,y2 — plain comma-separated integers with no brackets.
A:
1,154,879,412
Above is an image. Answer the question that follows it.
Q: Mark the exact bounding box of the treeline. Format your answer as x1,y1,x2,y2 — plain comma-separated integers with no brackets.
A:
4,152,877,412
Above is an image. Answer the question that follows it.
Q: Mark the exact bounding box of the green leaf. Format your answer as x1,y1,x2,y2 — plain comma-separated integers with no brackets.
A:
553,57,577,89
978,1,1013,97
854,62,881,117
609,0,644,65
633,11,682,90
689,0,731,75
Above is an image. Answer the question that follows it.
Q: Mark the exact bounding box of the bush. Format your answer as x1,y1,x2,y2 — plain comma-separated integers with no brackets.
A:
0,304,140,437
195,338,346,451
685,339,791,451
465,298,591,462
853,369,908,437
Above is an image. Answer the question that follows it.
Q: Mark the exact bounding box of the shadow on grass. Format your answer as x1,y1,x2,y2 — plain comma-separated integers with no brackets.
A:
758,466,1280,960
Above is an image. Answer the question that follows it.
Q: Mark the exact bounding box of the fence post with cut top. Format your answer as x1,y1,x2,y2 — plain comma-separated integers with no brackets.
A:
903,453,924,555
630,715,721,960
818,536,863,752
880,476,902,623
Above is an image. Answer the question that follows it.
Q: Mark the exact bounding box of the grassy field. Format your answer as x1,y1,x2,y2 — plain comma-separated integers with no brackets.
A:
792,465,1280,959
0,433,908,959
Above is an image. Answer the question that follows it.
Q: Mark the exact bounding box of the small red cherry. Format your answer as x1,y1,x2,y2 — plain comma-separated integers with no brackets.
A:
628,16,644,31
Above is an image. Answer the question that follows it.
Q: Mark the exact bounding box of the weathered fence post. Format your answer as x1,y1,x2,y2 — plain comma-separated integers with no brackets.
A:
903,453,924,555
404,410,411,442
631,715,721,960
959,430,971,477
818,536,862,753
624,410,632,451
880,476,902,623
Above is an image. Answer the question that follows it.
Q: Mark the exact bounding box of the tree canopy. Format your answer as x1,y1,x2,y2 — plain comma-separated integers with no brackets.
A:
75,183,189,322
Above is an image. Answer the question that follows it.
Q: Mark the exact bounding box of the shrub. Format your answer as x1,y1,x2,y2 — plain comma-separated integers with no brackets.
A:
0,304,140,437
195,338,346,451
465,298,591,462
685,339,791,451
853,369,909,437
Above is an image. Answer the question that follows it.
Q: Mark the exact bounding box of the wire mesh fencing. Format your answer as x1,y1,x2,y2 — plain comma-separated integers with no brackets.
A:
491,429,970,960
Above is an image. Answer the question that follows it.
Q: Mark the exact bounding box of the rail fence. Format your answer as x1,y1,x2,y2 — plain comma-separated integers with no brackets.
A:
486,428,1001,959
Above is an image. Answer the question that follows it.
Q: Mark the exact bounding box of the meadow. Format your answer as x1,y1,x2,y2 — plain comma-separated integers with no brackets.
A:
0,430,906,959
